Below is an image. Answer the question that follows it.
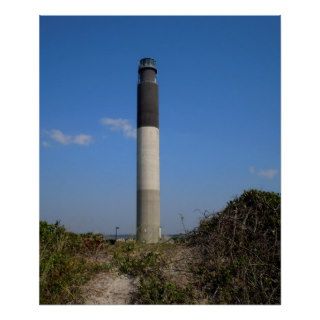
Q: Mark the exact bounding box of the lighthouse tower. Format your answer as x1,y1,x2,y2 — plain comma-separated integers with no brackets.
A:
136,58,160,243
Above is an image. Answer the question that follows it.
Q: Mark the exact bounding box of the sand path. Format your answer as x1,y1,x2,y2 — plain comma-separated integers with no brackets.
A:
82,271,138,304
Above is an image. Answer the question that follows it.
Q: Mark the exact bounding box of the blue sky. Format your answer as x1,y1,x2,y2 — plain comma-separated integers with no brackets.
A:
40,16,280,235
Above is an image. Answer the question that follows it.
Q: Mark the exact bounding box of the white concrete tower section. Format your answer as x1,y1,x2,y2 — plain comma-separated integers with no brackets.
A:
137,58,160,243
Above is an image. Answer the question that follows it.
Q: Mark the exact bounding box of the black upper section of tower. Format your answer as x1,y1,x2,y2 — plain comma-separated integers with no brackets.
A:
137,58,159,128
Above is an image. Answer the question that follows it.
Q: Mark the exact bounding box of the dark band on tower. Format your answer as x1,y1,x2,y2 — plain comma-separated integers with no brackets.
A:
137,58,159,128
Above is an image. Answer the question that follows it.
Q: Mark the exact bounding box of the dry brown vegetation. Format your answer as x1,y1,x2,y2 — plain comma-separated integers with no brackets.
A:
185,189,281,304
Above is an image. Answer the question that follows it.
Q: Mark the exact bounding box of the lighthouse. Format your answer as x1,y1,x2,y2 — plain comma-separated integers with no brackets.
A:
136,58,160,243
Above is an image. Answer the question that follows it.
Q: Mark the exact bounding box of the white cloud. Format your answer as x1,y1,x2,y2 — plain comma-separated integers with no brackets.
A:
42,141,50,148
257,169,278,179
100,117,136,139
49,129,71,145
73,134,93,145
249,166,277,179
46,129,93,146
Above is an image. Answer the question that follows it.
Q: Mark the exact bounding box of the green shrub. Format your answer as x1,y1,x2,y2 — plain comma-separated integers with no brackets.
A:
113,246,161,276
112,242,196,304
134,274,195,304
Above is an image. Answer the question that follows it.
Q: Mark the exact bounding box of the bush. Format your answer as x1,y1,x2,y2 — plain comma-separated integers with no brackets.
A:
134,274,195,304
186,189,280,304
112,242,162,277
112,242,195,304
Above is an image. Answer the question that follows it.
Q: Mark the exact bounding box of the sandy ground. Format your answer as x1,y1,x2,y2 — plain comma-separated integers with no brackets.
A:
80,244,203,304
82,271,138,305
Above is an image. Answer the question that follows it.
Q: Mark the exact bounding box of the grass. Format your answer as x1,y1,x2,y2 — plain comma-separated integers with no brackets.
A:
39,221,111,304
